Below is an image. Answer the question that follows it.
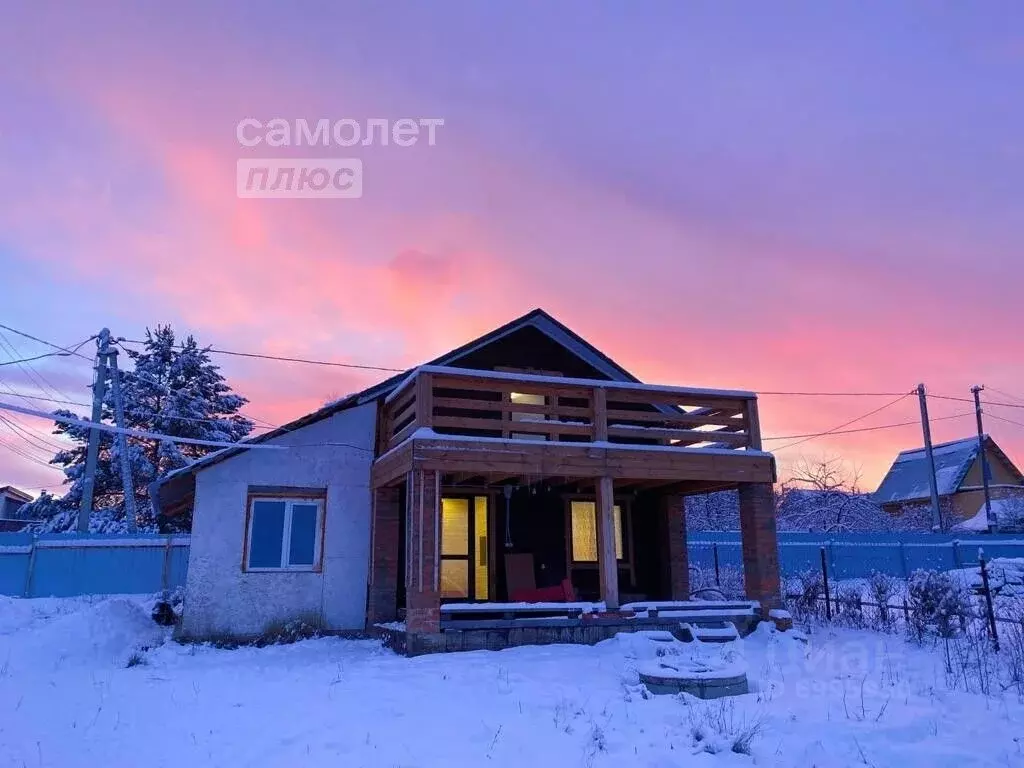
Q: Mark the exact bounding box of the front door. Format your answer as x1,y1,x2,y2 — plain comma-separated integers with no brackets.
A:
440,495,489,601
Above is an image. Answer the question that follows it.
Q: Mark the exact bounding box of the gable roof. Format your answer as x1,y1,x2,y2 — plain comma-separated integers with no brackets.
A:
151,308,642,508
873,435,1022,505
0,486,32,504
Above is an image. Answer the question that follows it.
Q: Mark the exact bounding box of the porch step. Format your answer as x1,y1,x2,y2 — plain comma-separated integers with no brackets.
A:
681,621,740,644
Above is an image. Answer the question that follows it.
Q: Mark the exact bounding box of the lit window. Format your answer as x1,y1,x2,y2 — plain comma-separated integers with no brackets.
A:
570,500,623,562
510,391,548,440
246,496,324,571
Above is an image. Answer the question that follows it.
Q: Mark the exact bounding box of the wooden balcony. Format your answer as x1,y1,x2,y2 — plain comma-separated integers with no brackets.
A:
372,366,774,488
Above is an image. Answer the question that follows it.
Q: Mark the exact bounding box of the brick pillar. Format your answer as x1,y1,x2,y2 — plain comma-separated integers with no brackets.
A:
659,493,689,600
738,482,782,613
595,476,619,610
366,485,401,628
405,469,442,635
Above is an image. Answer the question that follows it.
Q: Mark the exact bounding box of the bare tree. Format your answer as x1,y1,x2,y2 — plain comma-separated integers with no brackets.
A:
777,455,892,533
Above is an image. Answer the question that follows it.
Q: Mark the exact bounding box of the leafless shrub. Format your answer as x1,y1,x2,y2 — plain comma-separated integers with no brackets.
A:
866,572,899,630
788,570,825,624
835,584,865,628
906,570,971,643
1002,599,1024,698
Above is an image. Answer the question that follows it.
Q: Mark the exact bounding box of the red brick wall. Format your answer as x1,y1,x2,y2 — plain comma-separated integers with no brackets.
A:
405,469,442,634
738,482,782,612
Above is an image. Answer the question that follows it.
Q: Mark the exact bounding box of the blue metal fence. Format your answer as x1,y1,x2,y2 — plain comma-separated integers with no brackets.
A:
688,531,1024,580
3,531,1023,599
0,533,190,598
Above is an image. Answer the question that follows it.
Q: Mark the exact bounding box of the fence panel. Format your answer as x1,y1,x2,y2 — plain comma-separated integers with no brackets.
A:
687,531,1024,581
0,533,191,598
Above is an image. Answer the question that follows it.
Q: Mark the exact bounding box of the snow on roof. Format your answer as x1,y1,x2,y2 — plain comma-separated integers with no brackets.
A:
874,437,982,504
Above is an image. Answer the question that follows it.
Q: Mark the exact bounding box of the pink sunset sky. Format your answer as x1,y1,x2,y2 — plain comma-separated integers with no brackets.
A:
0,3,1022,495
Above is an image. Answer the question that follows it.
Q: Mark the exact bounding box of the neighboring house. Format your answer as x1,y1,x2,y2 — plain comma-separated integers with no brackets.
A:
153,309,782,649
874,436,1024,527
0,486,33,531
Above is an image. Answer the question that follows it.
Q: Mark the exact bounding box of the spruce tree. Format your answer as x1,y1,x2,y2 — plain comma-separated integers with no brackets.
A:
22,326,254,532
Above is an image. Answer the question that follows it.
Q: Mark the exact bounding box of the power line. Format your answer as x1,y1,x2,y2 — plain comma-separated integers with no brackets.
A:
762,411,970,442
988,387,1024,406
769,391,914,452
0,332,94,407
932,393,1024,410
119,338,405,373
758,390,911,397
0,413,67,454
987,412,1024,430
0,351,74,367
0,389,90,409
0,324,93,361
0,437,61,471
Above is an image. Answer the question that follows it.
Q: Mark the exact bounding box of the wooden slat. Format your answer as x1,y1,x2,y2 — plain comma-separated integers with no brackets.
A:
430,374,593,400
605,388,751,410
607,425,748,446
389,388,416,423
432,414,592,436
388,419,419,449
432,397,592,420
605,408,743,427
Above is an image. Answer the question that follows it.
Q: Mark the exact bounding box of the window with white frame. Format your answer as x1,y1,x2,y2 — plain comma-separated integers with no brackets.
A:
245,495,324,571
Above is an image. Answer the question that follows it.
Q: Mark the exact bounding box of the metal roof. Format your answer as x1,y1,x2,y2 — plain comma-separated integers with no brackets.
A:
873,435,1019,505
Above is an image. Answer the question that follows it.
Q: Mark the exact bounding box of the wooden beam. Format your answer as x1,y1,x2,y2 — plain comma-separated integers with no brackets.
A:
595,476,619,611
744,398,762,450
592,387,608,442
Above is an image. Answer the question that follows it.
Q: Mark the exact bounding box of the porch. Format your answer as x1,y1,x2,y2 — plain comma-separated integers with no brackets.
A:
366,366,782,651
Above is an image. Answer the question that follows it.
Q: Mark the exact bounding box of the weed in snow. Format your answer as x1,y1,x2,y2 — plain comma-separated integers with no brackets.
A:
682,696,764,756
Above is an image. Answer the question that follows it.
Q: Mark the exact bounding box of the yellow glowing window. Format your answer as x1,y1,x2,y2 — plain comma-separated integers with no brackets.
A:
570,501,623,562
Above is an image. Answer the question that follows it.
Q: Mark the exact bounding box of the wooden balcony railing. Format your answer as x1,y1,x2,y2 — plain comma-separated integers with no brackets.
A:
379,366,763,455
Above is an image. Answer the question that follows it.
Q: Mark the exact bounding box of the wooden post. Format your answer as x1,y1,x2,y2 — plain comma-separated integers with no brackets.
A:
23,533,38,598
595,476,619,611
415,371,434,430
744,397,762,450
592,387,608,442
658,493,688,600
979,548,1000,650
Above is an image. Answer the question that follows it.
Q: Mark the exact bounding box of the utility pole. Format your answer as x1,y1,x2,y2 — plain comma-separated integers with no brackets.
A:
971,385,996,533
78,329,111,533
77,329,137,533
917,383,943,532
108,346,137,532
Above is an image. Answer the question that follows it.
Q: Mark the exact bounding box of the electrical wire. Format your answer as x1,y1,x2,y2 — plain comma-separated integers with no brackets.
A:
763,411,971,442
0,324,93,360
768,391,914,452
987,412,1024,430
119,338,405,373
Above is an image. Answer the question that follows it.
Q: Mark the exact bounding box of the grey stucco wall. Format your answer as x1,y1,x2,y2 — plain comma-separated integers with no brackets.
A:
179,401,377,640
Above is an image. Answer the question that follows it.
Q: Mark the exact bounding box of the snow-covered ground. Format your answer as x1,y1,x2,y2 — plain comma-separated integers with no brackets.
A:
1,596,1023,767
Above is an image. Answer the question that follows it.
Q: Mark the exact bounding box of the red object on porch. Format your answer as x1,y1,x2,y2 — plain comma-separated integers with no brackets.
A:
509,578,576,603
